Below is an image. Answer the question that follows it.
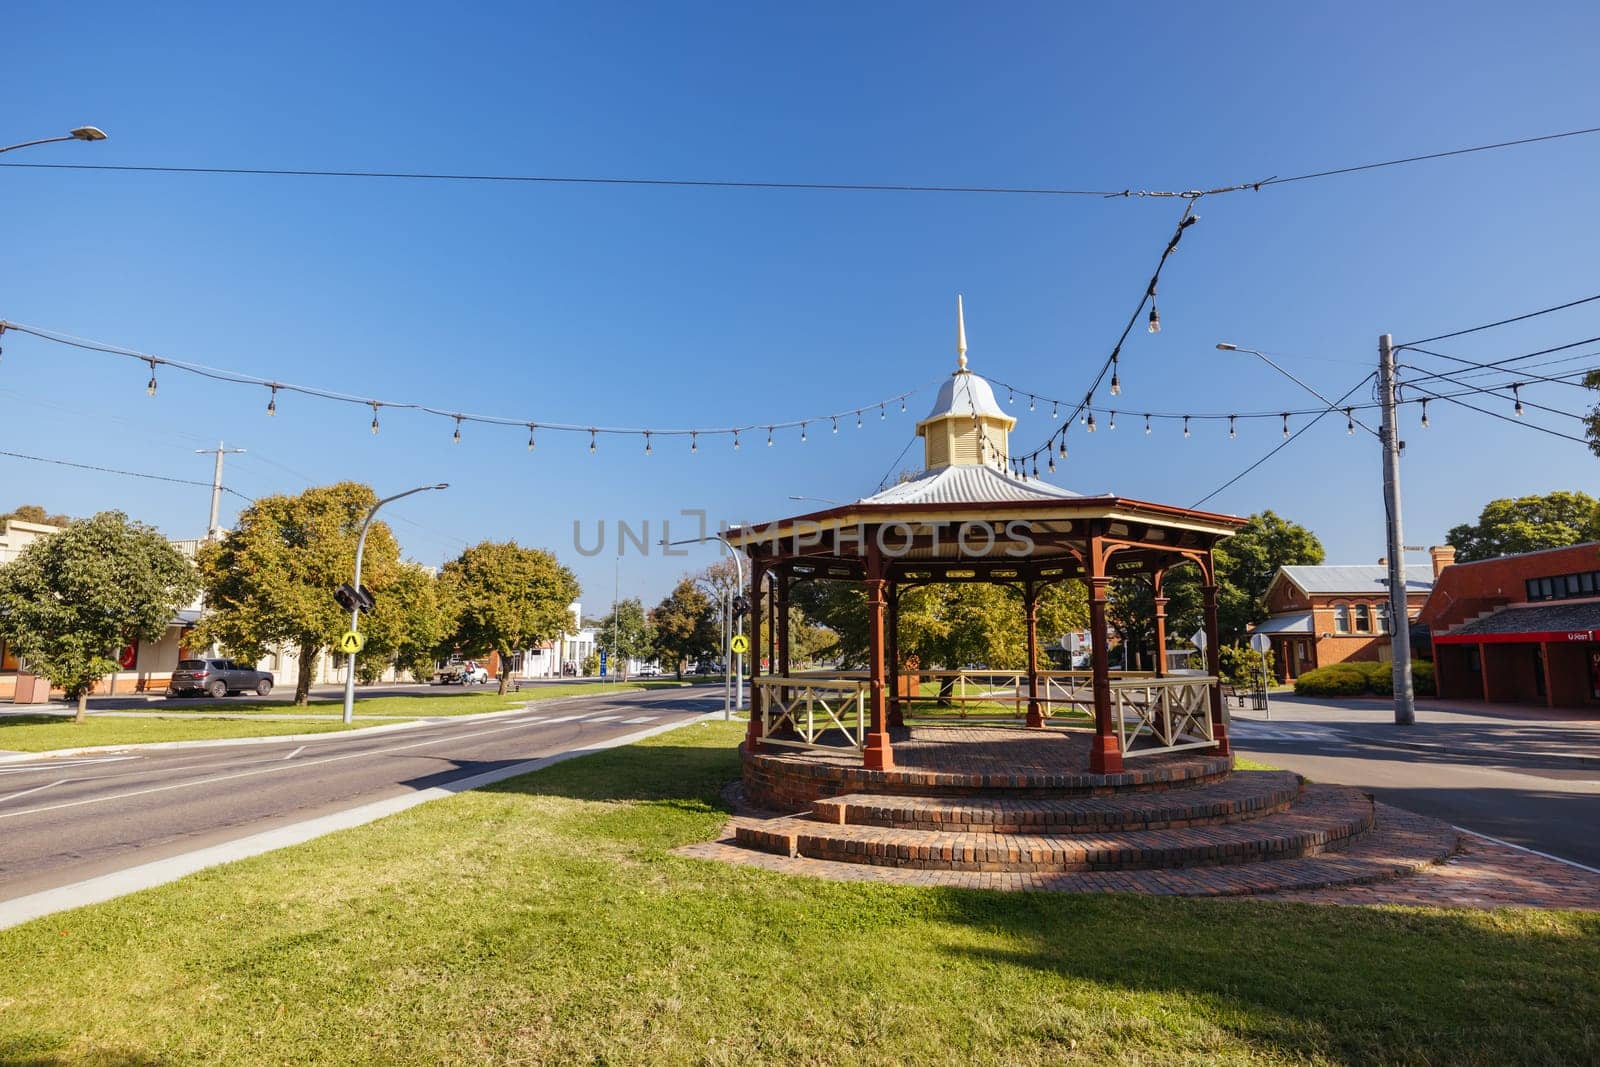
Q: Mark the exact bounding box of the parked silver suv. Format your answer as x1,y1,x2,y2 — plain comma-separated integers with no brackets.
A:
168,658,274,699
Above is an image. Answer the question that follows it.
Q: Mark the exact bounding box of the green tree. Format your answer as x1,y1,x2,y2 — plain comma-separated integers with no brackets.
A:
1,504,74,527
355,562,454,684
194,483,401,705
1584,369,1600,458
1165,510,1325,644
596,597,653,679
441,541,580,695
1445,491,1600,562
0,512,199,722
650,577,718,679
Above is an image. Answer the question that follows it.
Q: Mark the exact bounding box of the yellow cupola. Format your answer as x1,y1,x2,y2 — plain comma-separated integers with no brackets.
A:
916,295,1015,472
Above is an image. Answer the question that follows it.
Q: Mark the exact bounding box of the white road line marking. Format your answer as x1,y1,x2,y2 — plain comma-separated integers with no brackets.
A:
281,746,306,761
585,715,621,722
1453,825,1600,875
620,716,658,724
0,779,69,806
0,713,633,822
0,756,140,776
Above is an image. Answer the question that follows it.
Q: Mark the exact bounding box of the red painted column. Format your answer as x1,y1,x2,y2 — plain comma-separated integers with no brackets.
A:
744,557,767,753
1540,642,1557,708
1478,642,1492,703
887,581,904,728
1152,569,1169,678
1025,580,1045,727
862,540,894,769
1087,562,1122,774
775,570,791,678
1202,579,1232,756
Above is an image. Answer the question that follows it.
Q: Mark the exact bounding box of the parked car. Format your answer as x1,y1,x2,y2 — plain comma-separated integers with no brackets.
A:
638,663,661,677
435,661,489,685
168,658,274,698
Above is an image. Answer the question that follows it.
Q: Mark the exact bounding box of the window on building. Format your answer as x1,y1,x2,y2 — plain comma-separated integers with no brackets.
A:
1525,571,1600,602
1333,604,1350,634
1354,604,1372,633
1376,604,1391,633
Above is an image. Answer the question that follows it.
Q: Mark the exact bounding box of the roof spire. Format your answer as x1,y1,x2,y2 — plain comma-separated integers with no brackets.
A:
956,293,968,371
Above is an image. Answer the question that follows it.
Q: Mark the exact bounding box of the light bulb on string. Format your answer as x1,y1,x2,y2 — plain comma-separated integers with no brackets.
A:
1147,297,1161,334
1513,383,1524,416
1086,410,1096,433
370,403,380,435
145,360,158,397
1008,388,1015,405
644,432,653,456
691,431,699,454
831,416,838,434
1028,395,1036,412
800,422,808,443
1047,454,1056,474
879,404,886,420
1109,370,1121,397
1420,400,1430,429
765,427,773,447
589,429,597,454
1057,436,1067,459
1144,414,1152,435
1345,408,1355,435
856,411,863,429
527,424,536,451
733,430,741,450
452,417,462,445
1228,415,1236,439
1182,416,1191,439
266,385,278,417
1031,456,1039,478
1108,410,1117,431
1281,413,1290,439
900,397,906,413
1051,401,1059,420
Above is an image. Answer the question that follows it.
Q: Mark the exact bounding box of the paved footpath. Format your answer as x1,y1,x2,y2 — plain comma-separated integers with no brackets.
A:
0,687,718,913
1227,694,1600,869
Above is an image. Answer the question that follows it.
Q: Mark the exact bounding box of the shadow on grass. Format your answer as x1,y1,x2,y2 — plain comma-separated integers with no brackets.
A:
472,724,1600,1064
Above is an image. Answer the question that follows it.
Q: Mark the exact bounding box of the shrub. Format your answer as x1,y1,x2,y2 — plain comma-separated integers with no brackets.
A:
1219,644,1275,688
1293,659,1438,697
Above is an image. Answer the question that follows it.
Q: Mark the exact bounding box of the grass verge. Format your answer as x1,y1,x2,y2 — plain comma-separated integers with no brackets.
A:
164,680,687,717
0,715,360,752
1,720,1595,1065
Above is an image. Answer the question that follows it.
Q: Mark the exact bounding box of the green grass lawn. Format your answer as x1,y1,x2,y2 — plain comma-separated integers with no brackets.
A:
0,715,361,752
1,722,1596,1065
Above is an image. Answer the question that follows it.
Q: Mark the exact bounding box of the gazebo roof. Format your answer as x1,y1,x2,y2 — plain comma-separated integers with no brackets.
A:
857,463,1083,507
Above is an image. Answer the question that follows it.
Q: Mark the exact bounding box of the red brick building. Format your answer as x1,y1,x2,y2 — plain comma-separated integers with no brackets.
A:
1421,542,1600,709
1256,559,1436,683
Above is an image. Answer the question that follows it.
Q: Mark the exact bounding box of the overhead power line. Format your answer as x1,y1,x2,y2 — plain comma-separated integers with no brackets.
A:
1395,292,1600,348
0,445,252,499
3,124,1597,200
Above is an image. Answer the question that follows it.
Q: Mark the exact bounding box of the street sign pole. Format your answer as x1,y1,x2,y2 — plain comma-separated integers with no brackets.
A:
1249,632,1272,720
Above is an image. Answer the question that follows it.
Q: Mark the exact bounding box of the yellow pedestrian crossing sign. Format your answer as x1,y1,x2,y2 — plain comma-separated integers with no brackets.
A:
338,631,366,654
730,634,750,655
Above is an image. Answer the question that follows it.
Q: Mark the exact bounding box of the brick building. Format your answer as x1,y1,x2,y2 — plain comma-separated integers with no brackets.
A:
1420,542,1600,709
1255,559,1437,683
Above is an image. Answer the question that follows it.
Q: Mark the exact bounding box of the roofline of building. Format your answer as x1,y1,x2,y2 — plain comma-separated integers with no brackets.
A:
1433,540,1600,570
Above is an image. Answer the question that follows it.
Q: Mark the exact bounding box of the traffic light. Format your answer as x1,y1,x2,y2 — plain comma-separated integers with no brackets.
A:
334,583,376,612
731,594,751,617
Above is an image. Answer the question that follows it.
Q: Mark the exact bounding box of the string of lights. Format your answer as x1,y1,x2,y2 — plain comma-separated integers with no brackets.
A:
1008,198,1203,478
4,124,1597,201
0,319,942,453
1402,382,1592,445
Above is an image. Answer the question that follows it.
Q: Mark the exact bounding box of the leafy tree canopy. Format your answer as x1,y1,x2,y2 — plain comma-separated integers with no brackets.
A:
596,597,653,678
194,482,400,704
650,578,718,679
1,504,74,527
0,511,199,720
1445,491,1600,562
356,562,454,684
441,540,580,694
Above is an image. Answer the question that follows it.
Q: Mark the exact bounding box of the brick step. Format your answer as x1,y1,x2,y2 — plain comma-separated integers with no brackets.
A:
698,802,1458,896
735,784,1374,873
811,771,1302,833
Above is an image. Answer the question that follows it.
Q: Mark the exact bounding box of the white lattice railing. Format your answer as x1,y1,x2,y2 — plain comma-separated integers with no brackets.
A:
902,669,1156,721
1110,676,1220,758
754,676,868,751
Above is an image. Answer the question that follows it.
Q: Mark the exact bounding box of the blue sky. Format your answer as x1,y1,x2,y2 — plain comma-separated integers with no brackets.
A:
4,2,1598,609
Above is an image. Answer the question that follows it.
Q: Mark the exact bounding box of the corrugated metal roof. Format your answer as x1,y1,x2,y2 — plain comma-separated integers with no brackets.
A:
920,371,1010,424
1443,601,1600,637
858,464,1083,506
1279,564,1435,595
1254,611,1314,634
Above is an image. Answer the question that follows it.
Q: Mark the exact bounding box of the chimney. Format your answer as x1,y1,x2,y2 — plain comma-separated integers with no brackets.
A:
1430,544,1456,578
1377,556,1386,567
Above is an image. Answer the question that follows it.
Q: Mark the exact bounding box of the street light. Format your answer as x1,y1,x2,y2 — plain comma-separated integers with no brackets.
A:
788,495,842,507
342,483,449,724
1216,342,1378,437
0,126,108,155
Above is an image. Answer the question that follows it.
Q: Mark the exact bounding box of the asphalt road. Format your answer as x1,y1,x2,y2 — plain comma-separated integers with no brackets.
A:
1228,695,1600,869
0,686,719,902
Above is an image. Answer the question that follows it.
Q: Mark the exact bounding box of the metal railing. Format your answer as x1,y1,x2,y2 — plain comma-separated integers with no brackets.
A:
1110,675,1220,758
754,676,869,751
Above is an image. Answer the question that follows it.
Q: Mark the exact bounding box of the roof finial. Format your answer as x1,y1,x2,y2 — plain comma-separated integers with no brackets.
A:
956,293,968,371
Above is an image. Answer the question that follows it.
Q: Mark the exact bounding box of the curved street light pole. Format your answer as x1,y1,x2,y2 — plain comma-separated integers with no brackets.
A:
342,483,449,724
0,126,108,155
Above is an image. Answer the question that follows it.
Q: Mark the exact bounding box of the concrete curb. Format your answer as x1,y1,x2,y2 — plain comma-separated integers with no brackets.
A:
0,689,689,765
0,711,725,931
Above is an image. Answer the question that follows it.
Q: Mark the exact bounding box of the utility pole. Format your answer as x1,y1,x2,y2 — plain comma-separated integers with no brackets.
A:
195,442,245,540
1378,334,1416,725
